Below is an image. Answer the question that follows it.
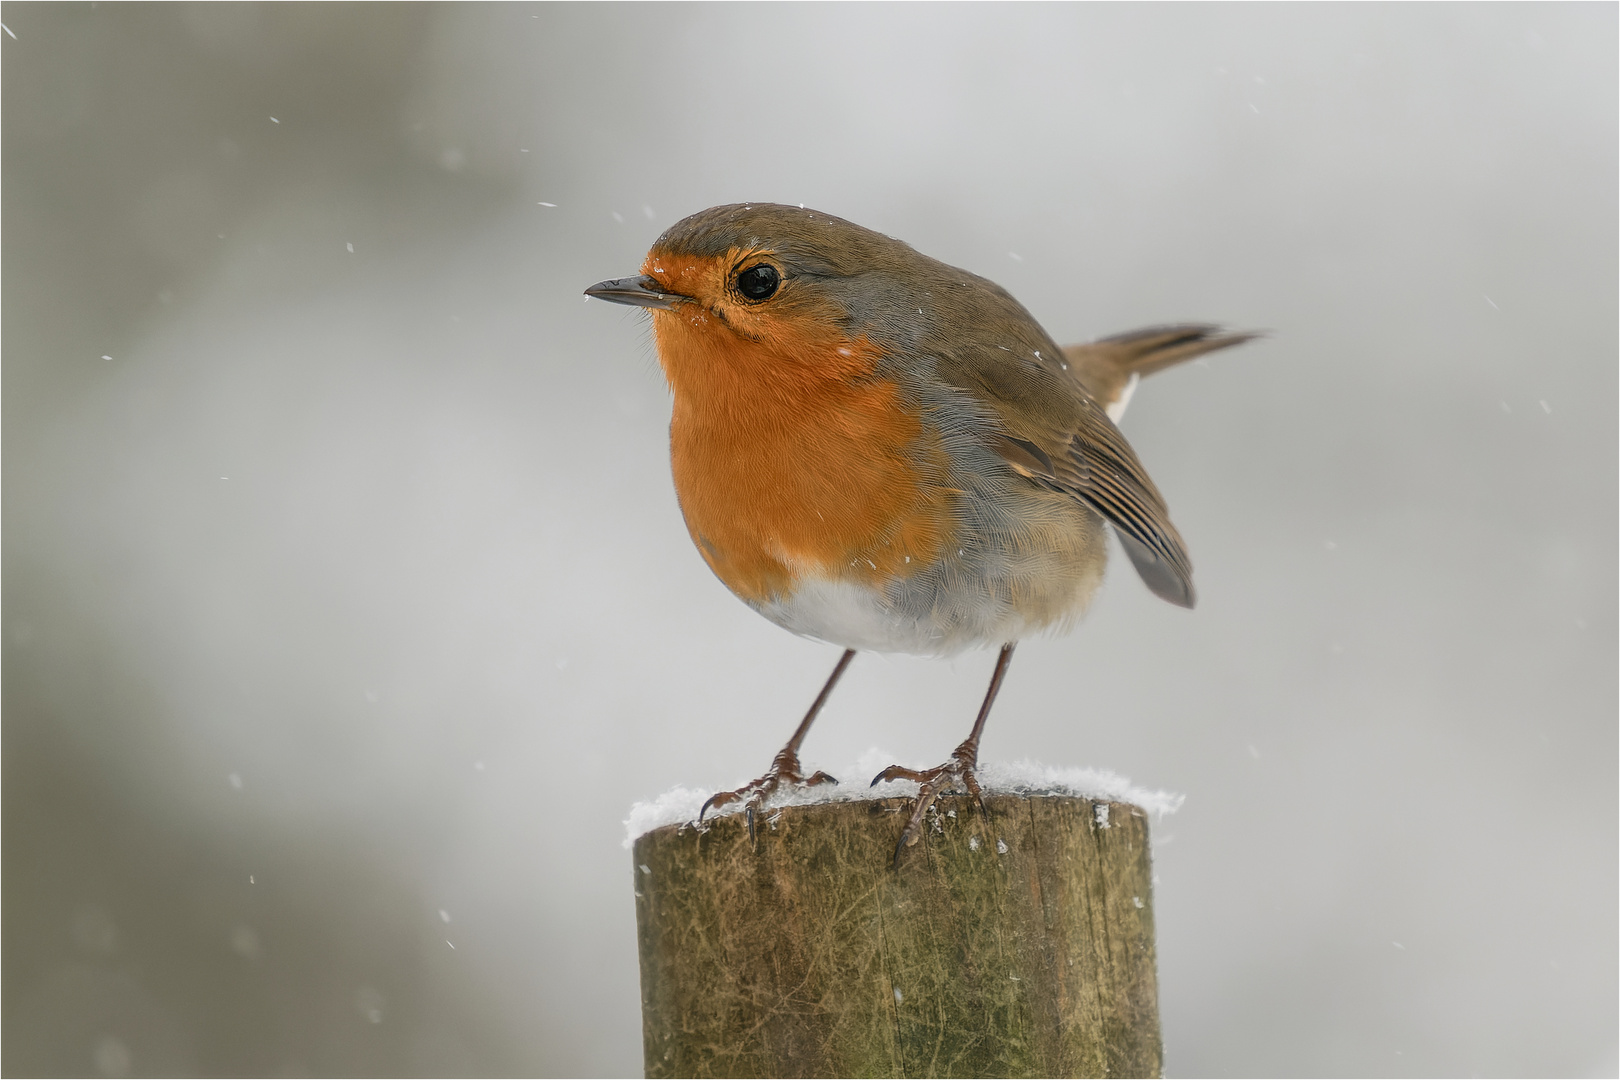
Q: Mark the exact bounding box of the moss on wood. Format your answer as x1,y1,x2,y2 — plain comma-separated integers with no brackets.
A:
633,794,1161,1078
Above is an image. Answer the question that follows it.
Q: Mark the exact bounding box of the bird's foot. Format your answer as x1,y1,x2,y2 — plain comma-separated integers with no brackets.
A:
870,738,987,868
699,749,836,842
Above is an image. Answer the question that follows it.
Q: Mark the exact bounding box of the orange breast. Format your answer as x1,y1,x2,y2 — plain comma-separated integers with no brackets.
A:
653,312,954,606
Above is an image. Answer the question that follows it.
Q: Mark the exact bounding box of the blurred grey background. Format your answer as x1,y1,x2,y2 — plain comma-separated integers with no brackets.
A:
4,3,1614,1076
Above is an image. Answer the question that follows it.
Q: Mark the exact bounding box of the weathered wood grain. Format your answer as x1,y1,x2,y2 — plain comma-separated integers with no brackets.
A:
633,794,1161,1078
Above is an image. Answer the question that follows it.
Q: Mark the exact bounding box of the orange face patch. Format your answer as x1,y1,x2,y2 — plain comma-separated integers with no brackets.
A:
643,252,954,605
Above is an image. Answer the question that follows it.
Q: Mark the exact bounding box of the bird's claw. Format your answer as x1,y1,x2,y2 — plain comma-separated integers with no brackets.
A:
870,739,987,868
698,750,836,841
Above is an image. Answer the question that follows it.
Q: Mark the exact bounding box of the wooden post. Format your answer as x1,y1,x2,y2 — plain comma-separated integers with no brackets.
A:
632,793,1163,1078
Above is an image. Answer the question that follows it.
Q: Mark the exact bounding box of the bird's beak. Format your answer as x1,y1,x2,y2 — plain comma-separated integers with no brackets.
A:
583,275,687,310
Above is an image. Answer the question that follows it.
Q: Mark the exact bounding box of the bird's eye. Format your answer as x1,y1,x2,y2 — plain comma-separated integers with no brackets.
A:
735,263,780,302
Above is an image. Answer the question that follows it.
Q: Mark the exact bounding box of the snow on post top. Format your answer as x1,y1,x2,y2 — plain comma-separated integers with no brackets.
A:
623,750,1184,848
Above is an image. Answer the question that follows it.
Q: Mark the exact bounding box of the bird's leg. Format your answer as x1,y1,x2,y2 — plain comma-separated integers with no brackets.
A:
700,649,855,838
872,643,1016,868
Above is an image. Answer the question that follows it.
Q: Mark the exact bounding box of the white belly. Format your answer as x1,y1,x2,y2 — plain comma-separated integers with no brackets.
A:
735,438,1113,656
756,575,1038,656
755,515,1110,657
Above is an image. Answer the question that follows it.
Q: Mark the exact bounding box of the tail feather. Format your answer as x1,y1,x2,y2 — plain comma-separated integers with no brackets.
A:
1061,324,1261,418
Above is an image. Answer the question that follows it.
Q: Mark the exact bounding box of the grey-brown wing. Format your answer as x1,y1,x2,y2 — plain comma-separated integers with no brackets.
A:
921,284,1205,608
995,399,1196,609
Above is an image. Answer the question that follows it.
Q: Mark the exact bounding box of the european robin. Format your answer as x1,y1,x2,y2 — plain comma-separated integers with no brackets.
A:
587,203,1254,864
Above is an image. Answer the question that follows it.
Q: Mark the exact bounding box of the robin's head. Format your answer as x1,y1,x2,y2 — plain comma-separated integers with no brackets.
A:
586,203,1050,392
591,206,940,377
588,204,915,349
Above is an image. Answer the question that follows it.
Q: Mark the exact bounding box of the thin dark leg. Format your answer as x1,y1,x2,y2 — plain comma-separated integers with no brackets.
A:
962,642,1016,758
700,649,856,833
872,642,1018,867
782,648,856,758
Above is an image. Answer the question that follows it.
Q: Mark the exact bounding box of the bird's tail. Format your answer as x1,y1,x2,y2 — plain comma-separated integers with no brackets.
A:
1061,325,1260,421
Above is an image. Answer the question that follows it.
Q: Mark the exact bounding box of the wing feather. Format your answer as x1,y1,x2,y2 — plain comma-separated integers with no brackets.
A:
967,352,1198,608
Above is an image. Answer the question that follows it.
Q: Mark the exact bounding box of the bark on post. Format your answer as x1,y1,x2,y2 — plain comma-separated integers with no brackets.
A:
632,793,1163,1079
